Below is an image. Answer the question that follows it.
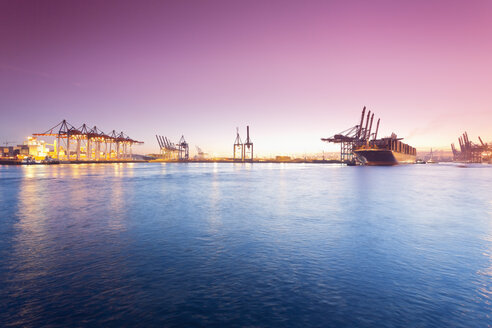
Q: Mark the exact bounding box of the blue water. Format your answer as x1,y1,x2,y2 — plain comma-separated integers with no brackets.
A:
0,163,491,327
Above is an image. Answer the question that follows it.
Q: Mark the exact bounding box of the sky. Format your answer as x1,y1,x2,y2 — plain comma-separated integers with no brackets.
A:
1,0,492,157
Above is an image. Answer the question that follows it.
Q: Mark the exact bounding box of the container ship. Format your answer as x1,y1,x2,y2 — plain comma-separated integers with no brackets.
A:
322,107,416,166
353,134,416,166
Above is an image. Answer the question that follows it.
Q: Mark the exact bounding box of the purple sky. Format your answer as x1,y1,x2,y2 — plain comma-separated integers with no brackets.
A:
1,0,492,156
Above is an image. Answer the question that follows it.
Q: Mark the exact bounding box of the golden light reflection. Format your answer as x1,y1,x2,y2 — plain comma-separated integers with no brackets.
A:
11,167,51,316
69,164,81,178
160,162,168,174
50,164,71,178
21,164,36,179
124,163,134,177
108,172,126,231
113,163,123,177
207,167,222,233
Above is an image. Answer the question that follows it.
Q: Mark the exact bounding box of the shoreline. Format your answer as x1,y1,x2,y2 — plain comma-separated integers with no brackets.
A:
0,159,345,165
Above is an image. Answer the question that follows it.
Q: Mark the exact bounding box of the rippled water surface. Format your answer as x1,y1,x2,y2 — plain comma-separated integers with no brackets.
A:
0,163,491,327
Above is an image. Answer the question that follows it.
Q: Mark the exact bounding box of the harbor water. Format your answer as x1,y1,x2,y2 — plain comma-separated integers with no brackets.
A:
0,163,491,327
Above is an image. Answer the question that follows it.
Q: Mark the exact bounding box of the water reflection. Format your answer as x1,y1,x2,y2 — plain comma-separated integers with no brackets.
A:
160,162,167,175
108,168,126,232
69,164,82,178
206,169,222,233
9,167,52,322
21,164,36,179
477,200,492,301
0,163,491,327
113,163,123,177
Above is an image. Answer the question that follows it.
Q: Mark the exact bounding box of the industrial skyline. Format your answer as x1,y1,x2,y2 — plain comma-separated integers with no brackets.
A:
1,0,492,156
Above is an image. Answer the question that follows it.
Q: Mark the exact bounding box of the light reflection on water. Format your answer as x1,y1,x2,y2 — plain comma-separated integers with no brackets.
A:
206,167,222,234
0,163,491,327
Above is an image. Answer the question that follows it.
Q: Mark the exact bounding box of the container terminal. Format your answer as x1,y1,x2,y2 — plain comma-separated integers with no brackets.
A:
0,119,144,165
451,132,492,163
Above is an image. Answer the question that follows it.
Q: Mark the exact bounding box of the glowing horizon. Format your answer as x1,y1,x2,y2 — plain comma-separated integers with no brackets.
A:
1,0,492,157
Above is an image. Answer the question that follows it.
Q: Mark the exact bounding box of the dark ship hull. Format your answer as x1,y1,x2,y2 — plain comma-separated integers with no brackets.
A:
353,137,416,166
354,149,416,166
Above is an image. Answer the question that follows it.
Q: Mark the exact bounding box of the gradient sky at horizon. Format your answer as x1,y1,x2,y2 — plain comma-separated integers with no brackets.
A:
1,0,492,156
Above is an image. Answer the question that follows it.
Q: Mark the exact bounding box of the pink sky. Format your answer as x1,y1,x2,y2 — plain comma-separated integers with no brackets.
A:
1,0,492,156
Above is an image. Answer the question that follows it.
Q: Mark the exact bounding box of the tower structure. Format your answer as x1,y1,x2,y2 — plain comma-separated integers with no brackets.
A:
177,135,189,160
233,128,243,161
243,125,253,162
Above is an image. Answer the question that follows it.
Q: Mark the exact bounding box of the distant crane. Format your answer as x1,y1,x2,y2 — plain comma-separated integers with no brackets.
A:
233,128,243,161
451,132,491,163
177,135,189,160
156,134,189,161
243,125,253,162
321,106,382,163
195,146,208,160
